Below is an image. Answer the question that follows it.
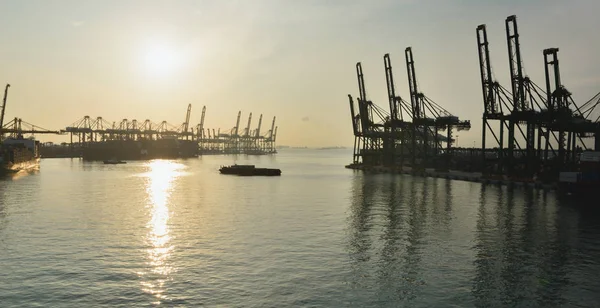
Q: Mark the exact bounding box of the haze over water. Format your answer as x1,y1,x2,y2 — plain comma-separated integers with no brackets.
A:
1,149,598,307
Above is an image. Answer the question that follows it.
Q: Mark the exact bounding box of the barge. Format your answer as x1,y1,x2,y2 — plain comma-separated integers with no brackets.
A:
219,164,281,176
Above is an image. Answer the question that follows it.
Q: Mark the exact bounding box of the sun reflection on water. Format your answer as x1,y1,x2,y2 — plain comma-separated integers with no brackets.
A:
139,160,186,304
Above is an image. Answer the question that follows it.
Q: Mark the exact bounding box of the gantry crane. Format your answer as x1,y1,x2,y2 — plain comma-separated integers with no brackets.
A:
197,106,206,141
255,114,263,138
254,114,263,151
233,111,241,137
477,23,514,175
405,47,470,170
244,112,253,137
180,104,192,139
383,53,413,166
355,62,389,164
475,15,598,180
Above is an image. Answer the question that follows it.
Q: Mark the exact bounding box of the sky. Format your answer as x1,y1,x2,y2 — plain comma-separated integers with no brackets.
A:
0,0,599,147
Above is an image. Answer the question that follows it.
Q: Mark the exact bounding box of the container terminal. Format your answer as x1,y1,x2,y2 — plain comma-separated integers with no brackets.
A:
37,105,278,159
346,15,600,192
198,110,278,155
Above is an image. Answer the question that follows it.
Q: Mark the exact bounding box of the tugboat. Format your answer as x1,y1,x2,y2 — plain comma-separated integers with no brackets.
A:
219,164,281,176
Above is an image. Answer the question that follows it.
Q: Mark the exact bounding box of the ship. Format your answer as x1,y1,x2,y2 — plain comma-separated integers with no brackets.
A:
0,136,41,174
0,83,42,174
219,164,281,176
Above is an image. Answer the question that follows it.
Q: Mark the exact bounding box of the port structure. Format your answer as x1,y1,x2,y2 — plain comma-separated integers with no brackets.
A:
60,104,278,157
348,15,600,182
1,84,62,142
477,15,600,180
404,47,471,170
199,110,277,155
348,49,470,171
2,117,61,138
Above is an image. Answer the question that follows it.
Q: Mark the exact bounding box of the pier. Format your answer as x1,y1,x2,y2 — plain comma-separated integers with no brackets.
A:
345,163,558,191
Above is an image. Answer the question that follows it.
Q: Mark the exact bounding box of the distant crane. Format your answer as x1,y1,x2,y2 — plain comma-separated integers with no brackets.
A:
255,114,263,138
234,111,241,137
0,84,10,139
244,112,253,137
182,104,192,139
268,116,276,140
197,106,206,140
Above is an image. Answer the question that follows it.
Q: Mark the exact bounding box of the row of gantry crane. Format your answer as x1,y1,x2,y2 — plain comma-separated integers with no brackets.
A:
2,85,279,154
62,104,278,154
197,107,278,154
348,15,600,179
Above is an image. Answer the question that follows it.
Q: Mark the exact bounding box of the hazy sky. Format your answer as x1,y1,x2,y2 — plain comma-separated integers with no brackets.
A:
1,0,599,147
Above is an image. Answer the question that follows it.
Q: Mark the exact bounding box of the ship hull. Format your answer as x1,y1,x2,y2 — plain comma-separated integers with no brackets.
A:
1,137,41,174
0,157,40,174
219,165,281,176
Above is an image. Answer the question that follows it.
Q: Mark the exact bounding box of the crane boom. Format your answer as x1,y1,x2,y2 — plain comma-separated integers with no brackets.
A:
348,95,359,135
183,104,192,133
199,106,206,139
245,112,252,137
234,111,241,136
256,114,263,137
405,47,422,120
356,63,367,101
476,24,499,115
269,116,276,139
0,84,10,132
544,48,566,111
384,54,400,120
506,15,527,112
355,62,375,134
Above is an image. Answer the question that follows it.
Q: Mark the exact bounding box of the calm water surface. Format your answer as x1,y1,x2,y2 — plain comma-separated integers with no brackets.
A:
1,149,599,307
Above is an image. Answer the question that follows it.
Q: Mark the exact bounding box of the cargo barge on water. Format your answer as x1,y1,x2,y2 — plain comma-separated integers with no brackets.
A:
219,164,281,176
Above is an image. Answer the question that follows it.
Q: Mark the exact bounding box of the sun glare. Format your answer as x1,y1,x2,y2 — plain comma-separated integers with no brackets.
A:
143,44,182,77
138,160,187,304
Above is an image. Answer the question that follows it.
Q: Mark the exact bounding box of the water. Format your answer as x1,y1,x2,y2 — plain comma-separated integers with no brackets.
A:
1,149,599,307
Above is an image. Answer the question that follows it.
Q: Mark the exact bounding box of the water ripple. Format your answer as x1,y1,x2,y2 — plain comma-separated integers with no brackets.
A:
0,152,599,307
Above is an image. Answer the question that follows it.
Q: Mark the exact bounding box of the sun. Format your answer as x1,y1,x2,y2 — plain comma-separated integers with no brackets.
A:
143,44,182,77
